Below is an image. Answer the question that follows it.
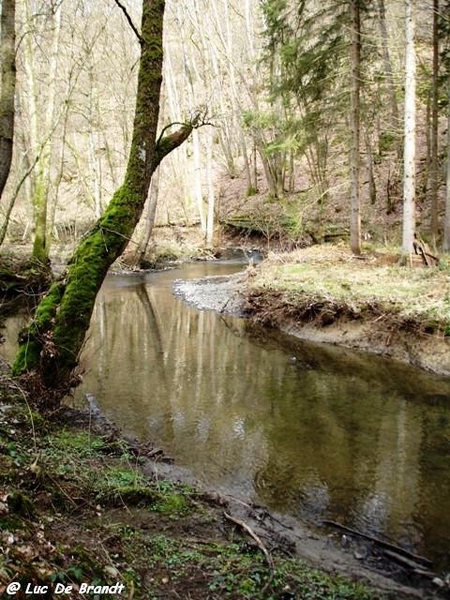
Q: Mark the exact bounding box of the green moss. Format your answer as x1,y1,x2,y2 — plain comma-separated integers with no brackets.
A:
11,0,187,398
12,280,65,376
48,429,106,456
152,491,190,517
0,515,26,531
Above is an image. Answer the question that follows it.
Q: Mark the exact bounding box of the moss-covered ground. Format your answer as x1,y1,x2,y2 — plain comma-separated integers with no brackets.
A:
0,378,388,600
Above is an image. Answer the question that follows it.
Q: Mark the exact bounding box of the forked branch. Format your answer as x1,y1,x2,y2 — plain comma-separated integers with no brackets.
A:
153,106,213,167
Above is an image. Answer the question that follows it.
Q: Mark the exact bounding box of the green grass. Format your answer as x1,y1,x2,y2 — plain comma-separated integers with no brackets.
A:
251,246,450,331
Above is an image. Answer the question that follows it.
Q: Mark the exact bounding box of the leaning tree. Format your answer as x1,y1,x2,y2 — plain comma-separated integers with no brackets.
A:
13,0,203,401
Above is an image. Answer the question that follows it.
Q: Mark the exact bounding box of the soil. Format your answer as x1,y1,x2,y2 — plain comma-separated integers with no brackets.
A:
243,290,450,377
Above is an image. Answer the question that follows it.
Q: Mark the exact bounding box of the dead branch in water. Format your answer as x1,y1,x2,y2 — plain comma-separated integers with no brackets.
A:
322,520,433,567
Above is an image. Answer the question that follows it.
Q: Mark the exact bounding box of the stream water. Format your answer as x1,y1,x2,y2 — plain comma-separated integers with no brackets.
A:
2,261,450,570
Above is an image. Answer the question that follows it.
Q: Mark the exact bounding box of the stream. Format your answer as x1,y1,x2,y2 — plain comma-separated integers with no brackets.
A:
2,260,450,570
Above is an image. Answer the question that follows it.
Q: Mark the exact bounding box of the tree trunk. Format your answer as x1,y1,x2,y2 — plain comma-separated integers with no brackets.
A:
364,127,377,205
137,166,160,264
350,0,361,255
23,0,62,263
205,131,215,246
402,0,416,255
0,0,16,200
13,0,197,398
429,0,439,246
443,86,450,251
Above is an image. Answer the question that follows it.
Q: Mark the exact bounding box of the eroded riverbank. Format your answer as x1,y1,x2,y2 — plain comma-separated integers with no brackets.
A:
174,247,450,376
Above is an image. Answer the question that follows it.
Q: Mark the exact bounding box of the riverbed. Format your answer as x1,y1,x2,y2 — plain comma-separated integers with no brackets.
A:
2,260,450,572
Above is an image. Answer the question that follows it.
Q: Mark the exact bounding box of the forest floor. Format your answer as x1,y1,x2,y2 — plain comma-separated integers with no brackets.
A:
0,379,443,600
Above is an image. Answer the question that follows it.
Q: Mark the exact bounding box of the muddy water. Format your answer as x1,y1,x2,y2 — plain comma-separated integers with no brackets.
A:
2,261,450,569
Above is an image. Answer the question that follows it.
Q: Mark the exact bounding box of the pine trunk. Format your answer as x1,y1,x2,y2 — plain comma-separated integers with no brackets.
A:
429,0,439,245
350,0,361,255
444,87,450,251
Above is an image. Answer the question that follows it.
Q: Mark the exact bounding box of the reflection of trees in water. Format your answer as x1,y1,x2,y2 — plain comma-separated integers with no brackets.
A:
79,280,272,489
78,279,450,564
252,367,440,559
415,406,450,565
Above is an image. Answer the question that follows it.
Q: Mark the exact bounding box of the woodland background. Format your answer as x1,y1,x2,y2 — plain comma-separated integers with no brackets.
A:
0,0,449,261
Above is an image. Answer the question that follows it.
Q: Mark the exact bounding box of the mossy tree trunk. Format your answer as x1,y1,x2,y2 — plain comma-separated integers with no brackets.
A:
13,0,197,398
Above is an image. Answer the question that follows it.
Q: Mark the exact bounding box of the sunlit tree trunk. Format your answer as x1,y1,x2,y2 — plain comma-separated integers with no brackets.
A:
205,131,215,246
22,1,62,263
442,1,450,251
137,167,160,264
364,127,377,205
13,0,199,398
350,0,361,255
402,0,416,255
0,0,16,201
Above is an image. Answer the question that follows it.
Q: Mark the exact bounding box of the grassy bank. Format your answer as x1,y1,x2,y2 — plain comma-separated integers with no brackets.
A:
0,380,387,600
244,245,450,336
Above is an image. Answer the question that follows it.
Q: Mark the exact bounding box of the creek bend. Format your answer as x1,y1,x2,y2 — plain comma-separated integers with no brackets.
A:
3,260,450,570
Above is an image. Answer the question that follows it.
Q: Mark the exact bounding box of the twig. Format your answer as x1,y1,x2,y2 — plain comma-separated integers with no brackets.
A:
322,520,433,567
113,0,143,44
224,511,275,587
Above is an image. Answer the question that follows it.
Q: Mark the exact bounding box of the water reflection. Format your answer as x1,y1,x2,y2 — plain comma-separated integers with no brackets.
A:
2,262,449,568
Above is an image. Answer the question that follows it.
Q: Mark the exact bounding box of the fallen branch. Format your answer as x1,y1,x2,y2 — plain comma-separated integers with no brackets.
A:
322,520,433,567
224,511,275,586
382,549,435,577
